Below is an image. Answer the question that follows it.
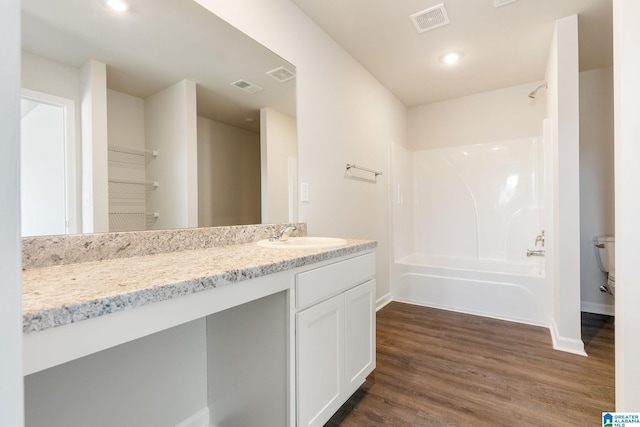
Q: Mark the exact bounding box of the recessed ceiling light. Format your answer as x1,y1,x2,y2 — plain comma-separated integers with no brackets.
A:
441,52,462,65
107,0,128,12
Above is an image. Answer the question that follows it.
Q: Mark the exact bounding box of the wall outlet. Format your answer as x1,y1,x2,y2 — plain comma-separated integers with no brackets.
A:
300,183,310,202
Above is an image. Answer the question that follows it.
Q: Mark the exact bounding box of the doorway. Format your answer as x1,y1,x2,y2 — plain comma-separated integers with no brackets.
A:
20,89,77,236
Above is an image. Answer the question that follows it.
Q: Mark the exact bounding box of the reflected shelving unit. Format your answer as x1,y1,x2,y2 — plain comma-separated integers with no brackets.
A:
108,145,158,169
108,145,159,232
108,212,160,232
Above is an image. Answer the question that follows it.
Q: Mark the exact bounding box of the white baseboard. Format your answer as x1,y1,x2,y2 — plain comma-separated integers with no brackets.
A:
175,407,209,427
376,293,392,311
376,295,592,357
392,297,548,328
581,300,615,316
550,318,587,356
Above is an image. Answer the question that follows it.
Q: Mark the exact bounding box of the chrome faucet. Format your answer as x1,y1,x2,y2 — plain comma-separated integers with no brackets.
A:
279,225,296,241
269,225,297,242
527,249,545,257
534,230,545,247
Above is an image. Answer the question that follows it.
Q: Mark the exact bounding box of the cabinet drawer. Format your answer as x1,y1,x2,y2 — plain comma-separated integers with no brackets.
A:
296,252,375,309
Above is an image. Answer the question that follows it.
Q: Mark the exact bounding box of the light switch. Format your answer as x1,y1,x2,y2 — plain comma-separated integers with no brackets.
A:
300,183,310,202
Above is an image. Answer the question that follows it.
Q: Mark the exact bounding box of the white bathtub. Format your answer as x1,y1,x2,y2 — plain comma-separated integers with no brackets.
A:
393,254,550,326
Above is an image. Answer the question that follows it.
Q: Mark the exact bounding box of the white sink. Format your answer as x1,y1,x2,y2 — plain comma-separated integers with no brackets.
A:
257,236,348,250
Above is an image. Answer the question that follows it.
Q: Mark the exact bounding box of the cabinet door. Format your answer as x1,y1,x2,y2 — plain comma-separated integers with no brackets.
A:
296,294,345,427
344,279,376,395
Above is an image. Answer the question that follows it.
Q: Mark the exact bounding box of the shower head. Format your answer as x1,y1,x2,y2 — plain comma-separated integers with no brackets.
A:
528,82,548,99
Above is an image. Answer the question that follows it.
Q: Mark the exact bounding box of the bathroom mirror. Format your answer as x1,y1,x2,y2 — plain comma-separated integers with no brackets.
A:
20,0,297,236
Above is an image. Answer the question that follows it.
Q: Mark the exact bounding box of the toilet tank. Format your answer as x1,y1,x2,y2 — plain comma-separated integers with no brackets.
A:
593,235,615,273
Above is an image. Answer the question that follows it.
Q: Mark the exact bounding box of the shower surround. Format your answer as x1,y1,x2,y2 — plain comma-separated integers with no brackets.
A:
391,137,551,325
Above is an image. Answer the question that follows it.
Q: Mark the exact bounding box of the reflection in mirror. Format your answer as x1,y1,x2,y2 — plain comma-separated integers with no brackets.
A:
20,0,296,236
20,90,77,236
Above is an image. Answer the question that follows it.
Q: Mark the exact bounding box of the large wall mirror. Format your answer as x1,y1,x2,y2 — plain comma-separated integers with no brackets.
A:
21,0,297,236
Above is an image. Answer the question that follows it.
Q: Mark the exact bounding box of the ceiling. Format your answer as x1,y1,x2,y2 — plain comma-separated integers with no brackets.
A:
289,0,613,107
21,0,296,132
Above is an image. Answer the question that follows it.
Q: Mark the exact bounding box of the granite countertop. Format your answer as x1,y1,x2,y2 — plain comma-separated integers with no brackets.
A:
23,239,376,334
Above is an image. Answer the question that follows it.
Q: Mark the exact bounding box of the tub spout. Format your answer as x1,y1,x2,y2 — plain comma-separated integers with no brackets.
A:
526,249,545,257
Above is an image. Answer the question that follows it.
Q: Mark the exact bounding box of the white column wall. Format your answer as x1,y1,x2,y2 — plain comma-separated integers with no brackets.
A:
260,107,297,224
613,0,640,411
145,79,198,230
80,60,109,233
194,0,408,304
0,0,24,424
545,15,584,355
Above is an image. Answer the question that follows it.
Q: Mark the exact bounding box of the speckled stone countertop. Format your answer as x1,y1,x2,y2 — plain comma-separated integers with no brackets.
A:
22,223,307,270
23,239,376,334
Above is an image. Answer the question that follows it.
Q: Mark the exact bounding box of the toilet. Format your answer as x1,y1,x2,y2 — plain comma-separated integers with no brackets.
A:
593,235,615,295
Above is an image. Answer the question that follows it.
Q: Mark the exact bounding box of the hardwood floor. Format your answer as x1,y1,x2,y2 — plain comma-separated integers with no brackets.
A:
326,302,615,426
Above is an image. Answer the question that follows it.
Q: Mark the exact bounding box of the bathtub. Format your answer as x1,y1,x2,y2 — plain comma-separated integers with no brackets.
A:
393,254,550,326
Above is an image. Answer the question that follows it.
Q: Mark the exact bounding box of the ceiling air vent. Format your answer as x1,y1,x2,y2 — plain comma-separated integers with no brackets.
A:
493,0,519,8
267,66,296,82
231,79,263,94
410,3,450,33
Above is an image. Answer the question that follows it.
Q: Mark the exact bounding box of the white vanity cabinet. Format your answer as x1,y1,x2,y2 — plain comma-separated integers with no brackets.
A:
22,233,377,427
295,252,376,427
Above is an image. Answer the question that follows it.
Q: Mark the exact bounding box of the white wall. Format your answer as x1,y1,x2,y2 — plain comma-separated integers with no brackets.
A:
197,116,261,226
260,107,297,224
81,60,109,233
21,52,80,101
194,0,407,304
613,0,640,411
545,15,584,355
408,81,547,150
22,52,83,232
579,67,615,315
145,80,198,230
20,102,67,236
0,0,24,424
390,143,414,261
25,320,208,427
107,90,146,186
107,90,148,231
107,90,146,152
207,292,287,426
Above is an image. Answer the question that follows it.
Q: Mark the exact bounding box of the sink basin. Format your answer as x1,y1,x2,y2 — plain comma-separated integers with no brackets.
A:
257,236,348,250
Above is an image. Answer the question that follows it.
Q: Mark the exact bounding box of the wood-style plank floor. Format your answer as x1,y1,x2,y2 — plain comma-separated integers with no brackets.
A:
327,302,615,426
